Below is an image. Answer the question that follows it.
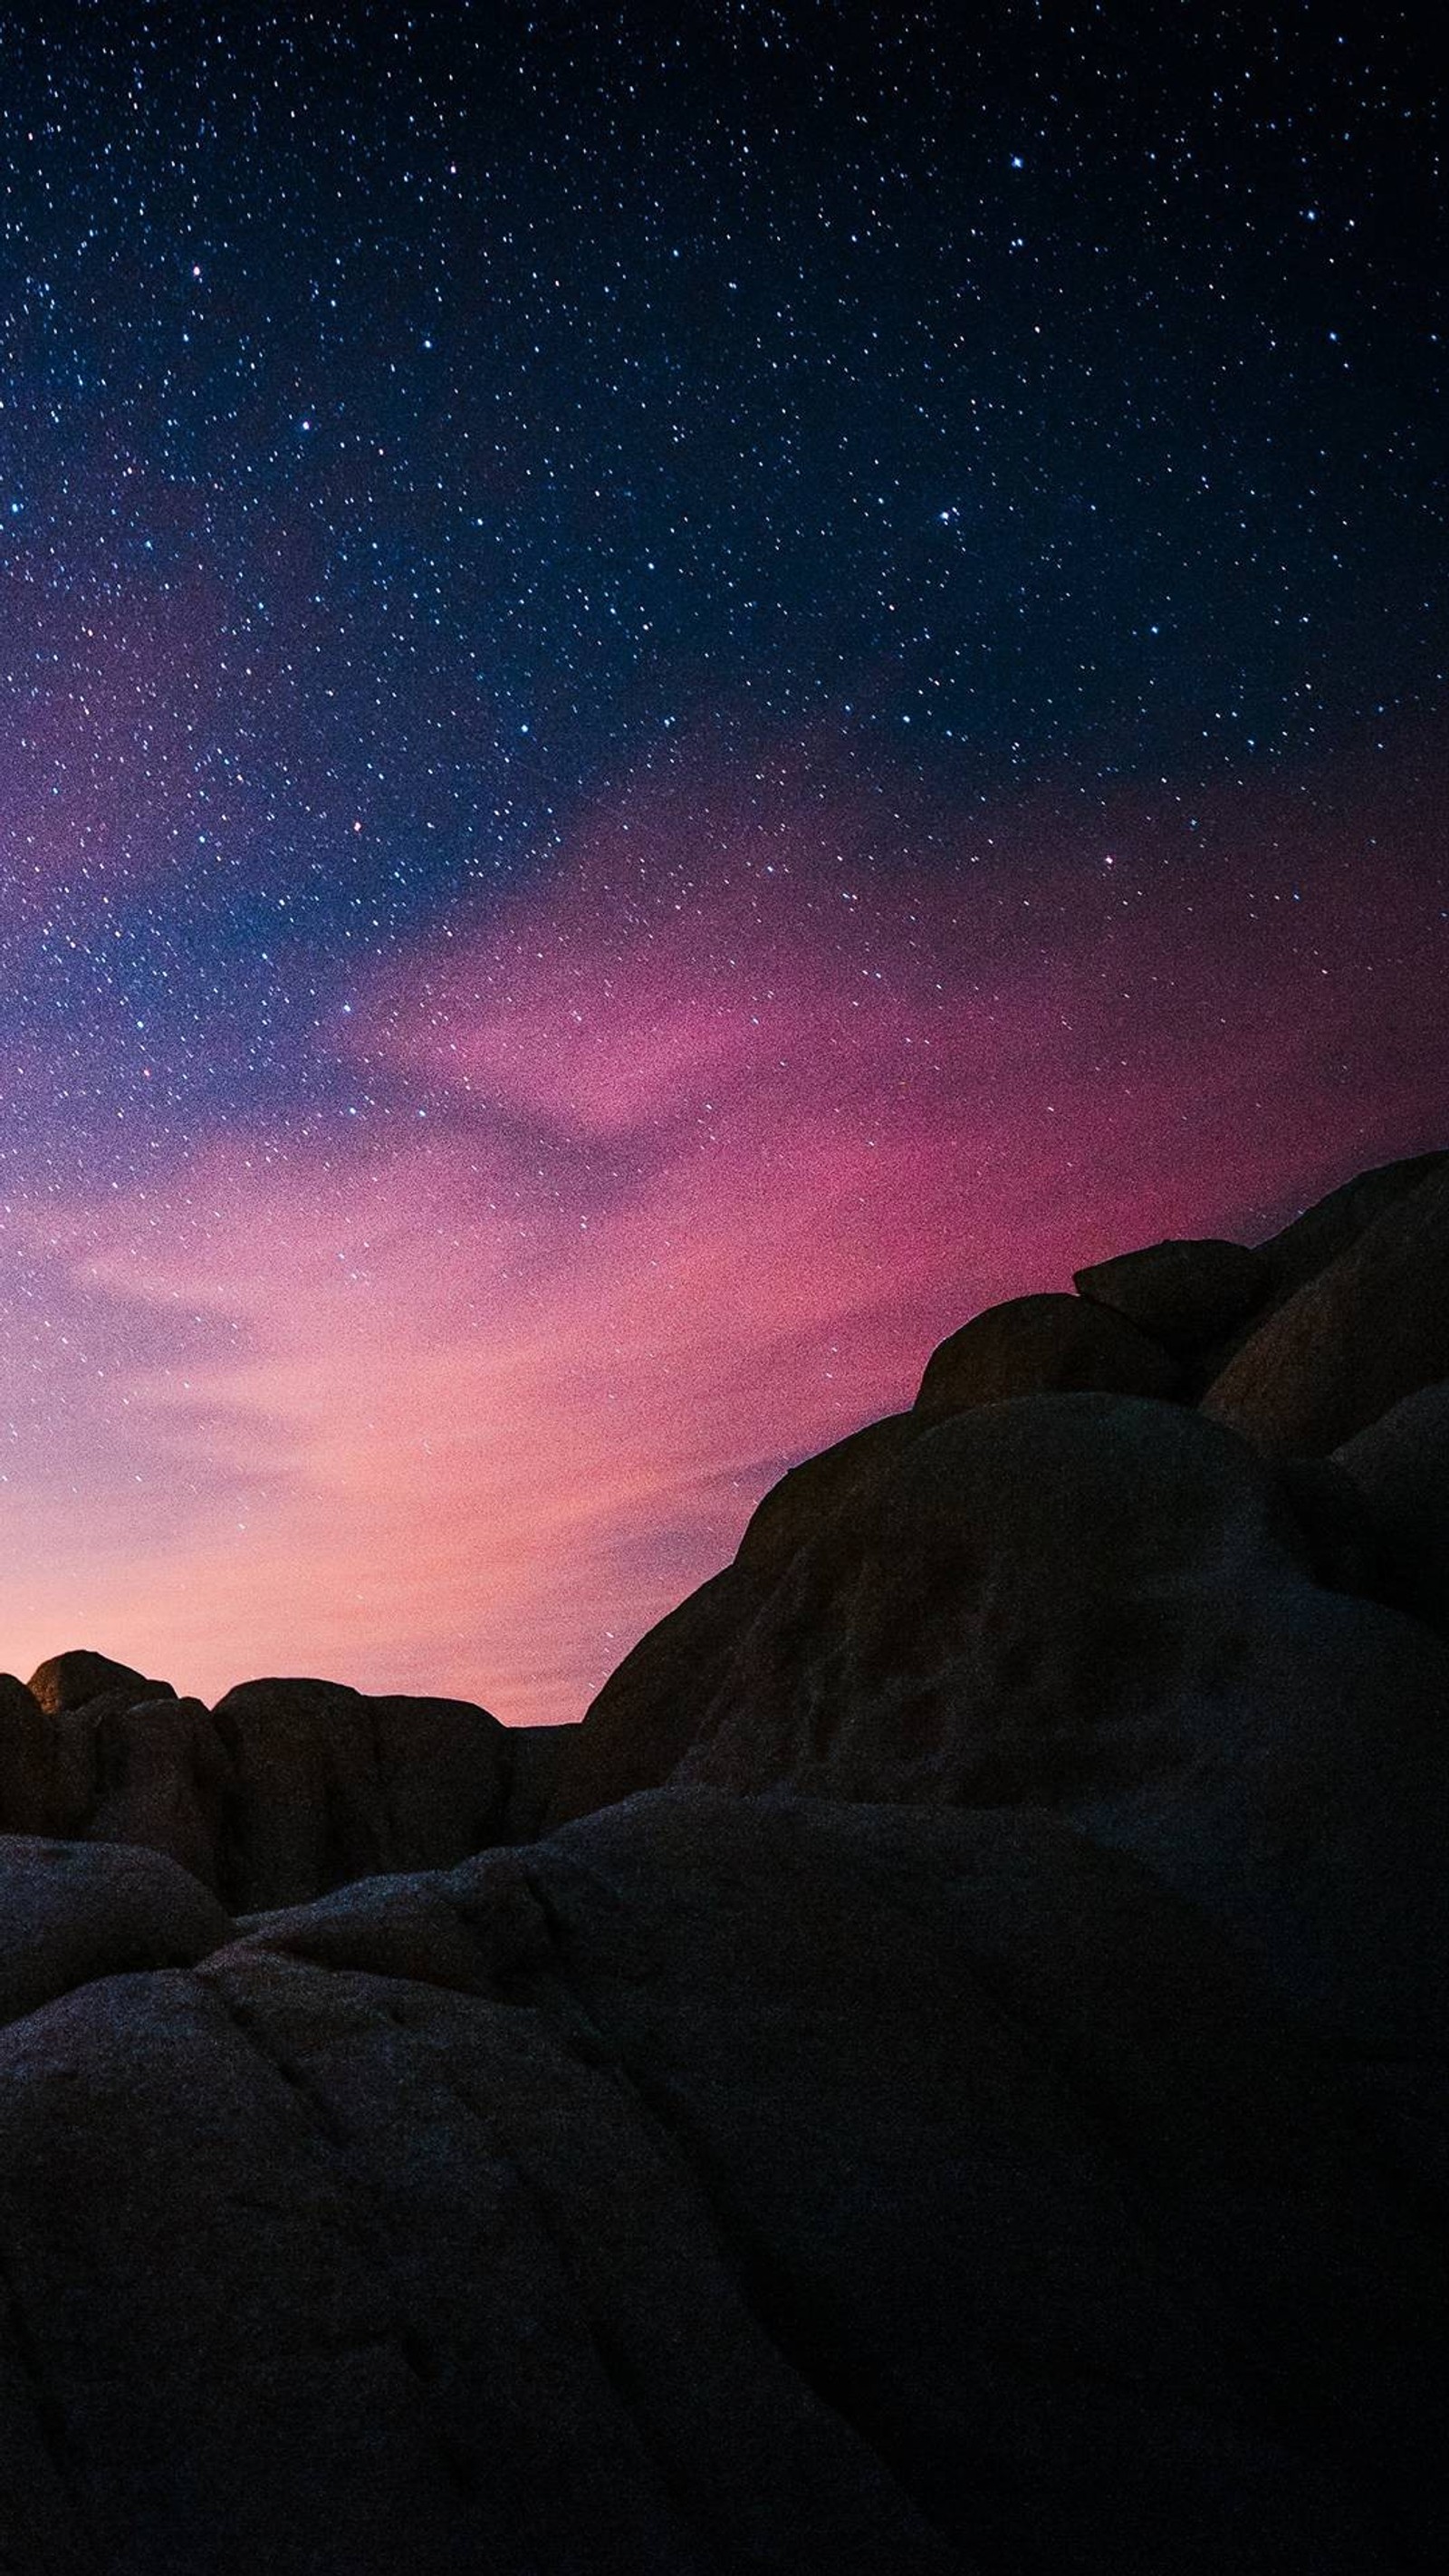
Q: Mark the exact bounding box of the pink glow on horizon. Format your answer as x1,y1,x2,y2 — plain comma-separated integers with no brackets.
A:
3,751,1445,1722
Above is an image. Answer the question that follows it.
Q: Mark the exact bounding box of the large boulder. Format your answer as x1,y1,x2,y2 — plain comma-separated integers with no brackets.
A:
541,1563,768,1828
1202,1160,1449,1454
734,1413,926,1581
0,1837,232,2030
673,1395,1449,2041
1258,1149,1448,1301
1335,1382,1449,1639
1073,1235,1268,1356
542,1417,931,1828
206,1678,515,1909
0,1793,1441,2574
914,1292,1178,1414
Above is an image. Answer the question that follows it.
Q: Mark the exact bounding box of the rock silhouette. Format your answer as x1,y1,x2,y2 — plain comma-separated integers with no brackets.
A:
0,1671,520,1909
1072,1233,1267,1354
1201,1158,1449,1453
1255,1147,1447,1300
1,1149,1447,2572
25,1647,174,1715
913,1287,1180,1410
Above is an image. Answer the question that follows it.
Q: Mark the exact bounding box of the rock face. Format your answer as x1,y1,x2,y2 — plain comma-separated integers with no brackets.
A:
2,1146,1448,2572
540,1563,772,1829
1073,1235,1267,1354
0,1795,1444,2576
735,1411,926,1578
668,1395,1449,2040
1202,1159,1449,1453
0,1836,233,2031
1335,1381,1449,1639
1257,1148,1447,1300
0,1673,520,1910
914,1289,1180,1411
25,1648,175,1716
545,1416,933,1831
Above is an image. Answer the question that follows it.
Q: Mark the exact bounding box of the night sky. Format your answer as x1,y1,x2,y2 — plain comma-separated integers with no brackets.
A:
2,1,1445,1720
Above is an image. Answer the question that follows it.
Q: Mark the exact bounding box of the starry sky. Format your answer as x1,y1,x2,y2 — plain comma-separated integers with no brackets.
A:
1,0,1445,1721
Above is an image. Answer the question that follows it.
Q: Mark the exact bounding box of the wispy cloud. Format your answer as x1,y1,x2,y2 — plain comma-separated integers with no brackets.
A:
3,747,1444,1716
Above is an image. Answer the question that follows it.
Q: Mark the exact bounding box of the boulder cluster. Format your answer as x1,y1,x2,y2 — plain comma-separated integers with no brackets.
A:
2,1149,1447,2573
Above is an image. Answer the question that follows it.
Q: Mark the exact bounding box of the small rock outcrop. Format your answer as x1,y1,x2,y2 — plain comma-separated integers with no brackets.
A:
26,1648,174,1715
913,1288,1180,1411
1073,1234,1268,1354
207,1677,517,1910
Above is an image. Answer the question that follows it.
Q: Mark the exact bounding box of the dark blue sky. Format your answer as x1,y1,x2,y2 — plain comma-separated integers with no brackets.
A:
2,2,1444,1162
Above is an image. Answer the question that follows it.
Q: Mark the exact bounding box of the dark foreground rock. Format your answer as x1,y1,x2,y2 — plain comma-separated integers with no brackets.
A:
1335,1382,1449,1639
0,1836,233,2030
2,1148,1447,2571
1,1792,1444,2576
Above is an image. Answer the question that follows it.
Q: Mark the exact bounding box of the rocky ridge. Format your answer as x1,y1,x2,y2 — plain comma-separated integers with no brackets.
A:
1,1147,1446,2572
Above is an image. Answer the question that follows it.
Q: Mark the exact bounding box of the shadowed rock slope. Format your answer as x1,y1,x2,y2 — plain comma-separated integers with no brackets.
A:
542,1145,1449,1832
1,1148,1447,2573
